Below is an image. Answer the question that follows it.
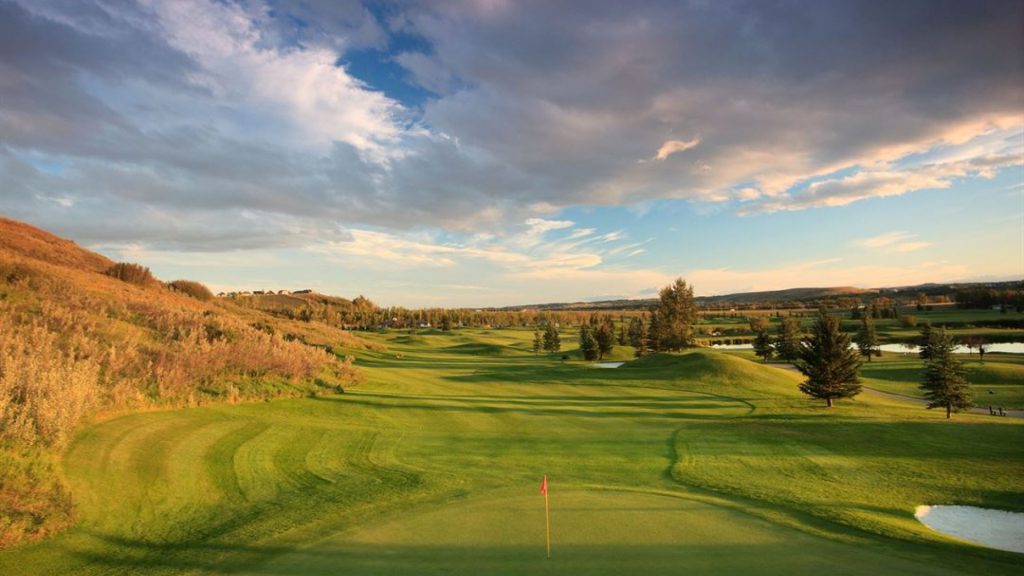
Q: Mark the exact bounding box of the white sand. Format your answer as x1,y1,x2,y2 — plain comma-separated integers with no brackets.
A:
593,362,624,368
915,505,1024,554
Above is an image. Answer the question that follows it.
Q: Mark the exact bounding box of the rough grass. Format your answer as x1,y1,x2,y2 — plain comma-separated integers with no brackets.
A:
0,328,1020,575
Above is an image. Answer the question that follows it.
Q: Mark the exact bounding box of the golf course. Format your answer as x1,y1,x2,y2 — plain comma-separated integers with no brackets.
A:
2,328,1021,575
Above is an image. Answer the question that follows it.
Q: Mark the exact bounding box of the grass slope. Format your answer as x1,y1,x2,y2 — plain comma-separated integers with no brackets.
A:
1,328,1021,575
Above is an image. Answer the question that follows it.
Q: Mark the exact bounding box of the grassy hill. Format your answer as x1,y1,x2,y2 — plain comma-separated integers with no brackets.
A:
0,217,366,547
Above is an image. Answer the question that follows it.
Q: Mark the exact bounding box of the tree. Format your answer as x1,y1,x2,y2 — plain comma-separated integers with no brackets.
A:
650,278,698,351
753,329,774,363
647,311,662,353
579,324,599,361
919,328,973,419
776,317,802,361
595,322,615,360
532,329,543,355
918,324,936,360
543,324,561,353
796,314,862,407
628,317,648,357
748,317,770,333
854,317,880,362
617,324,628,346
441,315,453,331
916,292,928,311
978,338,987,363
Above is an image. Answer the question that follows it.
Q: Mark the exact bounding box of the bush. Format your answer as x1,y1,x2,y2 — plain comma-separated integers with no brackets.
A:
104,262,155,286
901,315,918,328
167,280,214,301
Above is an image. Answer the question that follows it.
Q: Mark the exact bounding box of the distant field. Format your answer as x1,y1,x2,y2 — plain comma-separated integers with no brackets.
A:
1,328,1021,575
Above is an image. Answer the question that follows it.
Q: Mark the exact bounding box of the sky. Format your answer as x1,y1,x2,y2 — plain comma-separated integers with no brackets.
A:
0,0,1022,307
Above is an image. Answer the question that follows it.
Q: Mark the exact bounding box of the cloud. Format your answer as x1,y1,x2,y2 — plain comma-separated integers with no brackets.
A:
856,231,932,253
1,0,1022,254
655,138,700,160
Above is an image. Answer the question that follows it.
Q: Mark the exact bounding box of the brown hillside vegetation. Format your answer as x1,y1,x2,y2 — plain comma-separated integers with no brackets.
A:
0,217,370,548
0,217,113,272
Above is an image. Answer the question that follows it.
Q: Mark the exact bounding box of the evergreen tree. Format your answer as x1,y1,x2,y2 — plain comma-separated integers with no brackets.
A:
441,315,453,331
532,329,543,355
919,329,972,419
796,314,862,407
647,311,662,353
775,317,802,361
628,317,648,357
651,278,698,351
753,330,774,363
918,323,936,360
618,324,628,346
579,324,599,361
854,316,879,362
543,324,561,353
595,322,615,360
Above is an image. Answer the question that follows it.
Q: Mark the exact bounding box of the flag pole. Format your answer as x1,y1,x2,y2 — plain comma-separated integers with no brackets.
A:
542,475,551,559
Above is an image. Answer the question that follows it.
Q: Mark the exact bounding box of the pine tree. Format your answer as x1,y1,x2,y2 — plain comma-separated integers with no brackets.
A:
918,323,935,360
753,330,774,362
628,317,648,357
595,322,614,360
776,317,802,361
647,311,662,353
919,329,972,419
854,316,879,362
797,314,862,407
543,324,561,353
579,324,598,361
532,329,542,355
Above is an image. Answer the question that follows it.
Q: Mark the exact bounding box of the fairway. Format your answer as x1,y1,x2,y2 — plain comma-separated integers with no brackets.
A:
1,329,1022,575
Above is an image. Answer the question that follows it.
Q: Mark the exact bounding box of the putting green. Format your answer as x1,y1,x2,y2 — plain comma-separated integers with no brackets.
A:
266,491,966,575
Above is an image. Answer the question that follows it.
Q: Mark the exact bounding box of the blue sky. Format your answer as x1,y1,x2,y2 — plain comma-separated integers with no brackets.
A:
0,0,1021,306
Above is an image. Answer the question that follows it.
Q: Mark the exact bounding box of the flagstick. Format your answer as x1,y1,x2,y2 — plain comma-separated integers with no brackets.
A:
544,489,551,559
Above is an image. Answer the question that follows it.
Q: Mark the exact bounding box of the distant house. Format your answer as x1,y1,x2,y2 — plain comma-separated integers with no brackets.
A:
294,289,313,294
278,290,289,294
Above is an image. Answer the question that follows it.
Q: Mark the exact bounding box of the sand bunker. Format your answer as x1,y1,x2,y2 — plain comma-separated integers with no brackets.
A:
593,362,624,368
915,505,1024,554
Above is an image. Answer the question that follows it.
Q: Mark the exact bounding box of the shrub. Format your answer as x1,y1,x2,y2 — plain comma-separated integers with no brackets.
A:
104,262,155,286
168,280,214,301
901,315,918,328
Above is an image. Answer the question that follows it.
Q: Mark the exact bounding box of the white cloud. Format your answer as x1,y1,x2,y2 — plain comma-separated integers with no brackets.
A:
856,231,932,253
142,0,405,159
655,138,700,160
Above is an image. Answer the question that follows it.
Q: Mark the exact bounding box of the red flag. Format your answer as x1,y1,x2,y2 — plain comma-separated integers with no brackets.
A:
541,474,548,496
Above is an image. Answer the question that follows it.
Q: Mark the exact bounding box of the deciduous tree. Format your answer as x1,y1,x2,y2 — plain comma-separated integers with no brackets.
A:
650,278,698,351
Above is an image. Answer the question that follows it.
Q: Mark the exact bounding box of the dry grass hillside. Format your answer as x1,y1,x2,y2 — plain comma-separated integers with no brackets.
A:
0,217,370,548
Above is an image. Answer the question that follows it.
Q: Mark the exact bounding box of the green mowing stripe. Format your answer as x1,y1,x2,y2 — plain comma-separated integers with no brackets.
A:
203,419,271,506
